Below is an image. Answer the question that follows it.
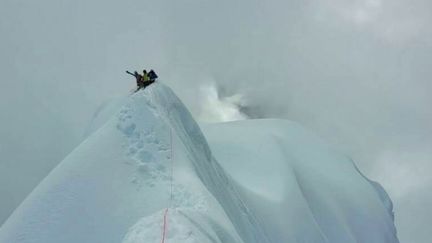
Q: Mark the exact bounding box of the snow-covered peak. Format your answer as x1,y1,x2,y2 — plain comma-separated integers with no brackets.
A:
0,83,399,243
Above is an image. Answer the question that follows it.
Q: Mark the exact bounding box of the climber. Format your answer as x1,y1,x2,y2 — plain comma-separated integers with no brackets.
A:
148,69,158,82
126,70,144,91
142,69,150,84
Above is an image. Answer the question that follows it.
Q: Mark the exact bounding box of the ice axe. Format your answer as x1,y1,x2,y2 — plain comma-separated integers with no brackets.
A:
126,71,135,76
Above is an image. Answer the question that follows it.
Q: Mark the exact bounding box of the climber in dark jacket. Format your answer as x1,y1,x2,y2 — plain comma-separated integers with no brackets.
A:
126,70,146,92
148,69,158,82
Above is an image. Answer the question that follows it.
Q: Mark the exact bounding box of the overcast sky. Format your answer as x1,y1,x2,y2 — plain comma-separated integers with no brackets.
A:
1,0,431,242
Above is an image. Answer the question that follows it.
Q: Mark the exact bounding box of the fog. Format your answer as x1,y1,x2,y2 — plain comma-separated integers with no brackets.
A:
1,0,431,242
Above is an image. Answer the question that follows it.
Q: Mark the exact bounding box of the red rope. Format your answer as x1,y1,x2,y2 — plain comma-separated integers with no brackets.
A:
161,128,174,243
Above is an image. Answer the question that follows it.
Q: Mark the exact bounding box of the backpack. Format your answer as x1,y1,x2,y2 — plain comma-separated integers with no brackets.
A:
148,70,158,80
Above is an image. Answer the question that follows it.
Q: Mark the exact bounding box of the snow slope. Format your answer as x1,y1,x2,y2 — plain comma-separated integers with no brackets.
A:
0,83,399,243
202,120,398,242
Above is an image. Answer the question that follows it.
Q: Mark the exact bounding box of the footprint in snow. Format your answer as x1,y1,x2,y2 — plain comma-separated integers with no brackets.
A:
136,150,153,163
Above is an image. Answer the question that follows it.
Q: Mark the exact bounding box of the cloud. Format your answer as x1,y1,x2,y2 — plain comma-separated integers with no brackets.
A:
371,150,432,199
198,83,249,123
317,0,432,44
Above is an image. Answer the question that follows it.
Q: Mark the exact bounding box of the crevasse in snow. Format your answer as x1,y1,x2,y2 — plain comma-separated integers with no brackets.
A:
0,83,399,243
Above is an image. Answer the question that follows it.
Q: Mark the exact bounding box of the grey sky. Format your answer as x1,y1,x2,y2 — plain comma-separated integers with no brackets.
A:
1,0,431,242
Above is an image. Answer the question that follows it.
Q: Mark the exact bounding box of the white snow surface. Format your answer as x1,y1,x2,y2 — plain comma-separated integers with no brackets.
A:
0,83,399,243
